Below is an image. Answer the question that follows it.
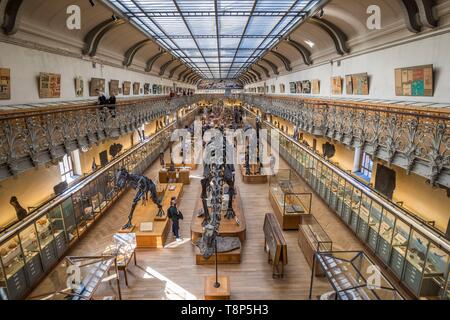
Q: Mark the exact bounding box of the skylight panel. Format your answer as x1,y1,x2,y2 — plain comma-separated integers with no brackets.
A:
108,0,321,79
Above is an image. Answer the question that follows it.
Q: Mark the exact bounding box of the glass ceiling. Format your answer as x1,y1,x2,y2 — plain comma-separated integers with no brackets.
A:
107,0,320,80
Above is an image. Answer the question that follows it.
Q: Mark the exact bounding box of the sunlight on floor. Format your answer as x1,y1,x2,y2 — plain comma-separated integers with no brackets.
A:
164,237,192,248
143,266,197,300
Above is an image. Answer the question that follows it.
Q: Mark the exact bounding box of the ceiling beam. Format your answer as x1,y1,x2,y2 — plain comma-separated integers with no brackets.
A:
145,51,167,72
269,51,292,72
255,63,270,78
245,71,258,82
416,0,439,28
260,58,279,75
177,68,190,81
172,0,214,77
123,39,152,67
249,67,262,81
307,17,349,55
1,0,26,35
159,59,176,76
168,63,183,78
285,38,312,65
182,70,194,82
227,0,258,79
83,18,126,57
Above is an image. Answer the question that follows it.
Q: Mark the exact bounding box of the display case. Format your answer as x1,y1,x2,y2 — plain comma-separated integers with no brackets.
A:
0,236,28,300
28,255,121,300
245,106,450,299
298,214,333,276
269,169,312,230
310,251,404,300
18,224,43,286
0,105,199,300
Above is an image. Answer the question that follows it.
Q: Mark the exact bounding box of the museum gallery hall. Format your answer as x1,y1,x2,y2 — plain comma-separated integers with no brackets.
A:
0,0,449,302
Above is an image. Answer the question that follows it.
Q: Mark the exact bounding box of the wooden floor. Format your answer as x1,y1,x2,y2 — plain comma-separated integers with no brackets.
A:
29,149,409,300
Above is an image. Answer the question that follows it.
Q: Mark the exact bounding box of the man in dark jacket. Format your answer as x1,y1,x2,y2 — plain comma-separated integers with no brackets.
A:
167,197,183,241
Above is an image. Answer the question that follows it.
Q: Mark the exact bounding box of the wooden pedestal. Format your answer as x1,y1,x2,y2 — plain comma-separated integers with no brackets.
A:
191,187,246,243
204,276,230,300
269,189,307,230
239,165,268,184
195,247,241,265
119,183,183,248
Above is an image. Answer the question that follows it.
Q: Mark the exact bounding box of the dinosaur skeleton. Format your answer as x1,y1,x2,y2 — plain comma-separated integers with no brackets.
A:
116,168,163,230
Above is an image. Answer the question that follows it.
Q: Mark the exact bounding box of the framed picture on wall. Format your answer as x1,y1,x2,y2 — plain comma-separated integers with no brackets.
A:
271,85,276,93
74,77,84,97
133,82,140,95
395,64,433,96
152,84,158,94
144,83,150,94
39,72,61,98
351,73,369,95
345,75,353,95
301,80,311,94
289,82,296,94
89,78,105,97
331,76,342,95
0,68,11,100
295,81,302,94
109,80,120,95
123,81,131,95
311,79,320,94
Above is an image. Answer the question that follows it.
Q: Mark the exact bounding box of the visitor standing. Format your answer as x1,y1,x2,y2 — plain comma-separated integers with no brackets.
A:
167,197,183,241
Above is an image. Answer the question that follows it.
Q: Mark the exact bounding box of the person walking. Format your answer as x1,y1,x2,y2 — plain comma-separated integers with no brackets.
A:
167,197,183,241
269,153,276,176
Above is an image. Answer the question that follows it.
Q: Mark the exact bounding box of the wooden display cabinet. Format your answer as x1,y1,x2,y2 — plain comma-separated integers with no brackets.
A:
298,215,332,276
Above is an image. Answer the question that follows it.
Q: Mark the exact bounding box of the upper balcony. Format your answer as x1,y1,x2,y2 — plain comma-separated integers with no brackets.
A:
240,94,450,189
0,95,202,180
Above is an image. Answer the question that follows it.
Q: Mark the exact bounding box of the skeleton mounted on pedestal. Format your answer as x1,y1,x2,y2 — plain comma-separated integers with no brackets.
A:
116,167,163,230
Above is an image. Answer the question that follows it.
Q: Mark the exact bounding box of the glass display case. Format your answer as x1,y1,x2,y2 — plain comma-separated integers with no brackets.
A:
0,105,198,300
310,251,404,300
245,106,450,299
18,224,43,287
0,236,28,300
269,169,312,230
28,255,120,300
298,214,333,276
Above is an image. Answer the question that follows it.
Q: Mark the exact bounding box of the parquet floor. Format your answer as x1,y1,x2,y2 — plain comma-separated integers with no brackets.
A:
29,149,409,300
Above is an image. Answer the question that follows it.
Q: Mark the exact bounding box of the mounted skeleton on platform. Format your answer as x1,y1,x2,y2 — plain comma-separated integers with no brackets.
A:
197,124,237,259
116,168,163,230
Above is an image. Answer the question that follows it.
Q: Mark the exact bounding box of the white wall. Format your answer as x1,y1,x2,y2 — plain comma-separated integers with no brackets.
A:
0,42,195,106
246,31,450,104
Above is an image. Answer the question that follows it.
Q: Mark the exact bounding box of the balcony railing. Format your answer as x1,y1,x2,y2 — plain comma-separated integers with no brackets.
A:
0,96,203,180
239,94,450,188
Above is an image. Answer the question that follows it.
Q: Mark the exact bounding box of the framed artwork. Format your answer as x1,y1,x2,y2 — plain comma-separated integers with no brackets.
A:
109,80,120,95
0,68,11,100
123,81,131,95
345,75,353,95
301,80,311,94
295,81,302,94
133,82,140,95
289,82,296,94
39,72,61,98
89,78,105,97
152,84,158,94
351,73,369,95
158,85,163,94
331,76,342,95
279,84,285,94
271,85,276,93
311,79,320,94
74,77,84,97
395,65,433,96
144,83,150,94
